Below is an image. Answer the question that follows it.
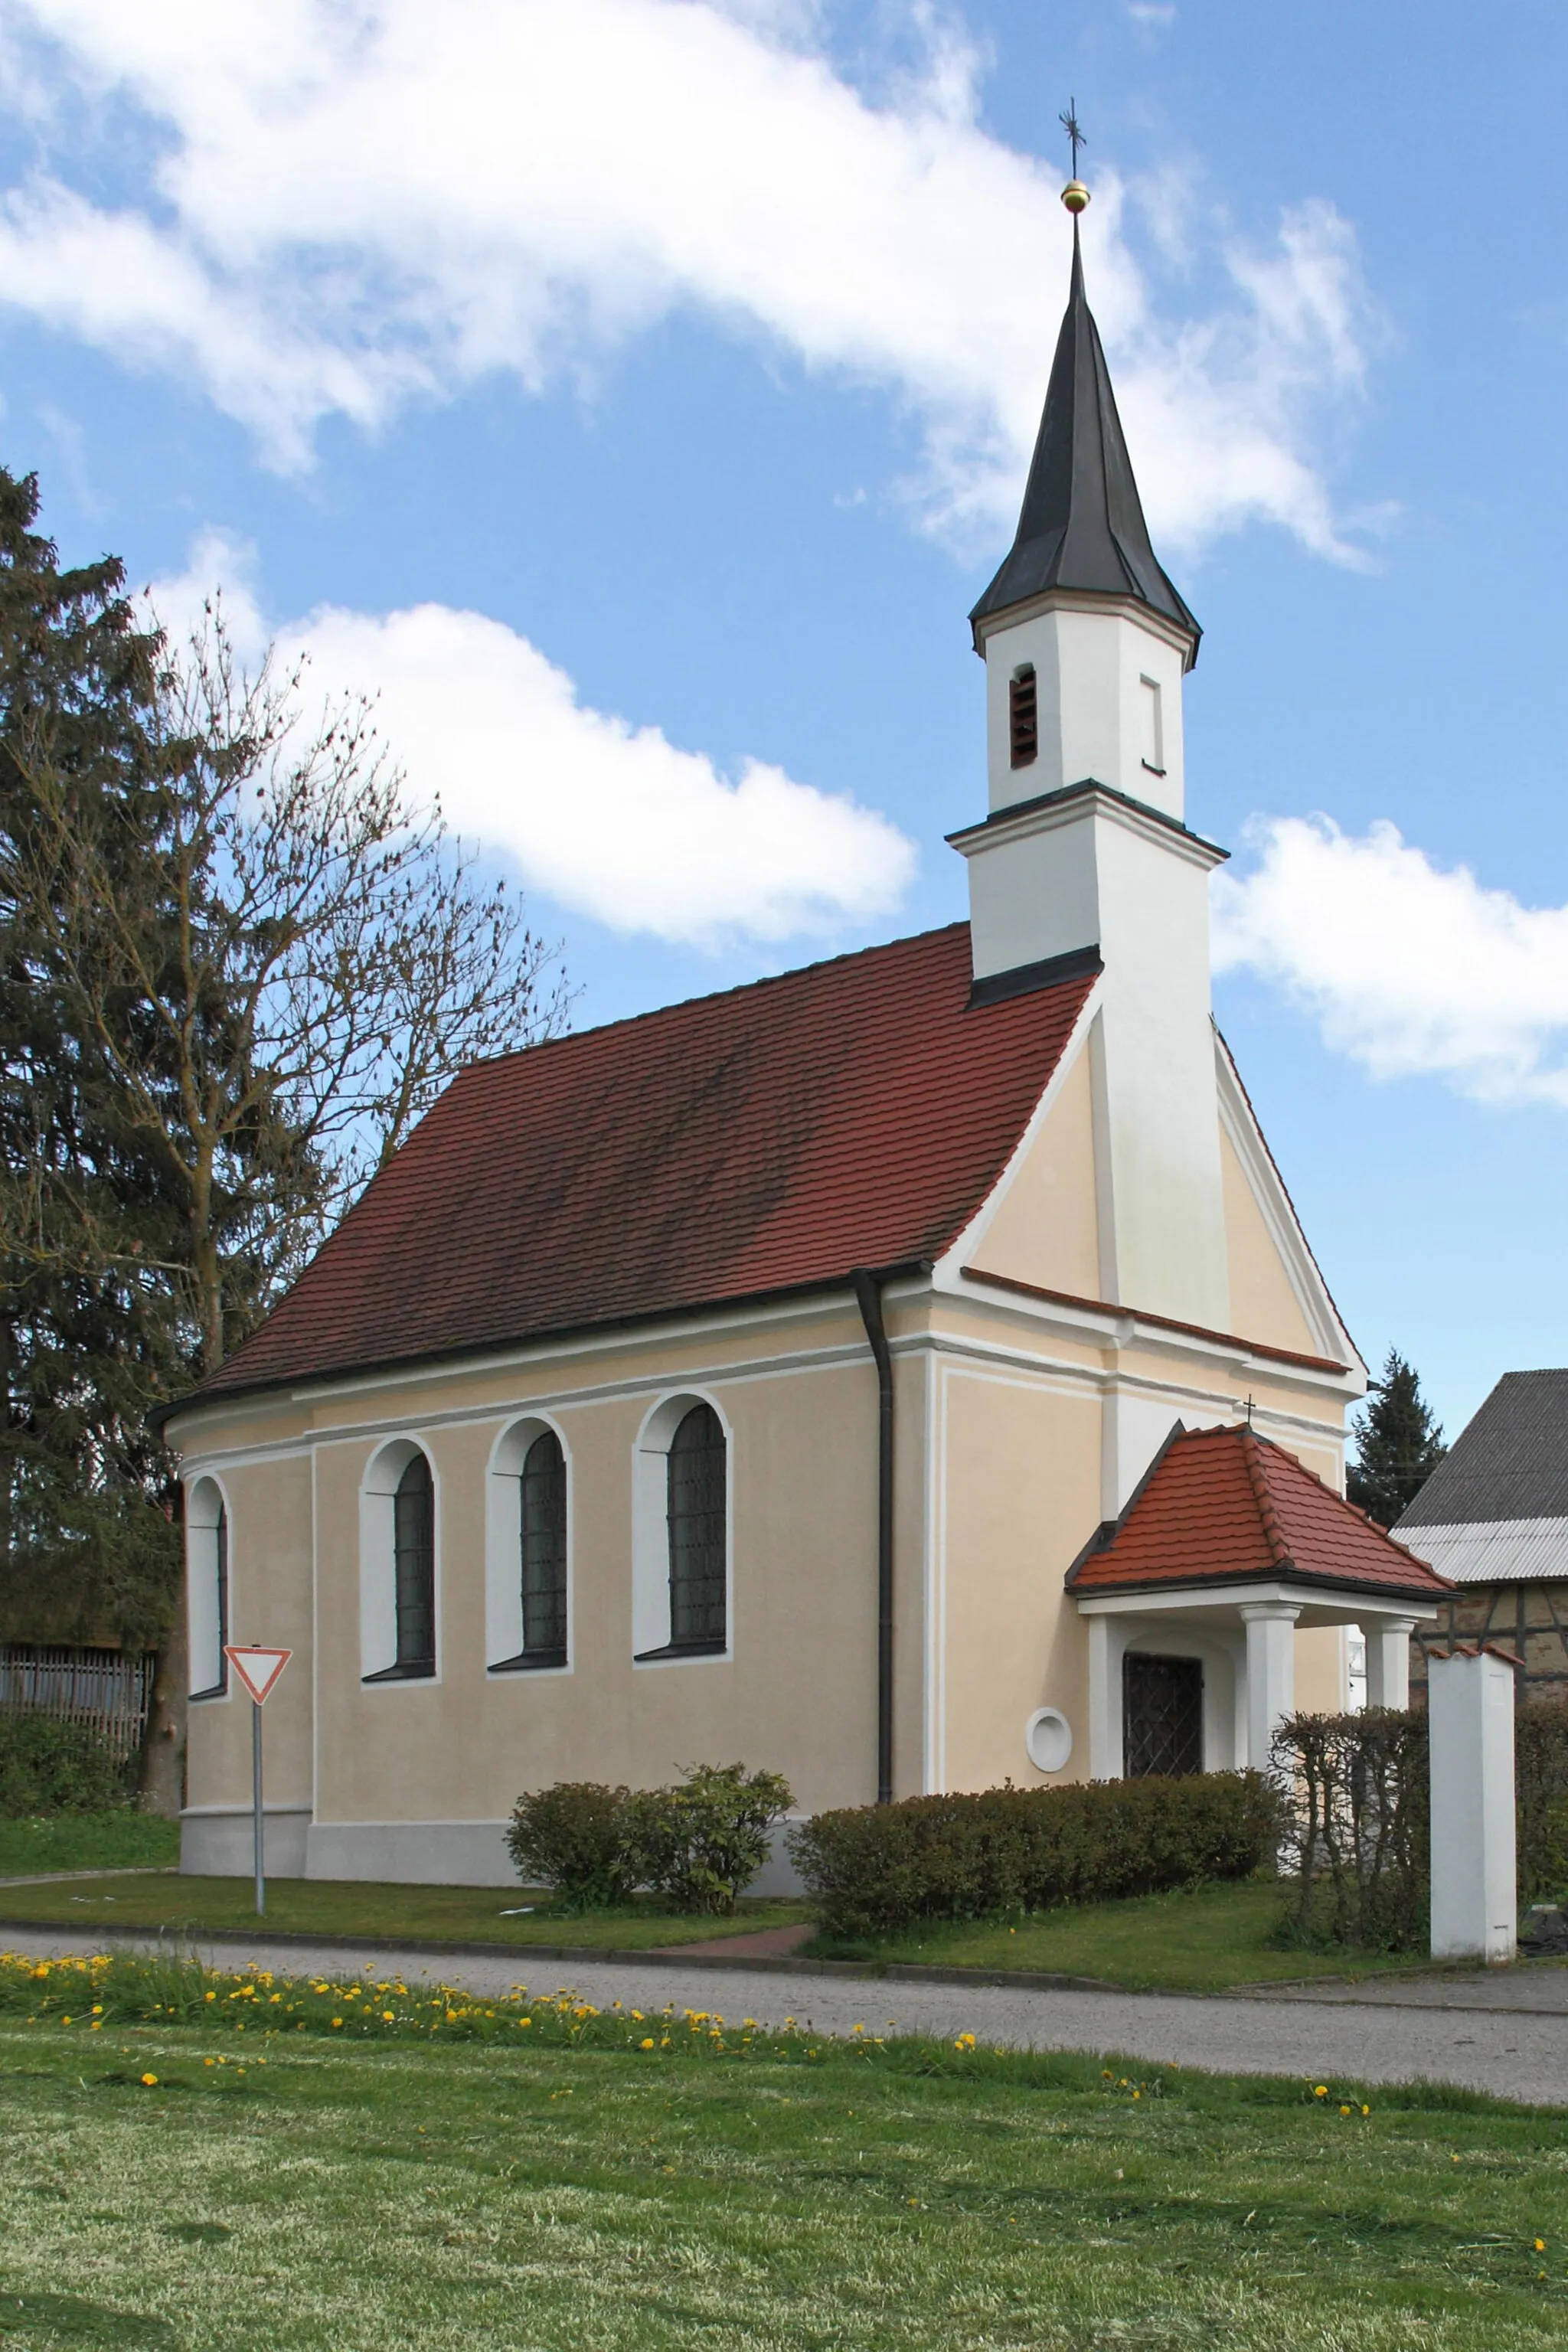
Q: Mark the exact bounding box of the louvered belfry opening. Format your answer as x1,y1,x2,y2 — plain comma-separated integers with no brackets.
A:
519,1429,568,1663
667,1403,727,1648
1009,666,1038,768
392,1452,436,1674
1122,1651,1203,1777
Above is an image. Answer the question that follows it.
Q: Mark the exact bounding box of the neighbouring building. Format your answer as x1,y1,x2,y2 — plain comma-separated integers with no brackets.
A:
158,190,1454,1886
1396,1369,1568,1706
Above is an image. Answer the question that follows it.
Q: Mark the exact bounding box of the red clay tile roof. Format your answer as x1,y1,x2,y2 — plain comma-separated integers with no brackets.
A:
194,923,1096,1406
1067,1424,1455,1601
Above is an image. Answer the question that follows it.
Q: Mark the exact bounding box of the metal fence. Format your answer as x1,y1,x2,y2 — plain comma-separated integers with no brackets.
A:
0,1645,155,1765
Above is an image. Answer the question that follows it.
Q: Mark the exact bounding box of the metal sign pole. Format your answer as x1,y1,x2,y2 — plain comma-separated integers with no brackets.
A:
251,1695,265,1917
224,1647,291,1919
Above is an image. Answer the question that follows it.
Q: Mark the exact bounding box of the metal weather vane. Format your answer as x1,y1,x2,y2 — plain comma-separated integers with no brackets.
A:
1059,100,1089,214
1060,100,1086,179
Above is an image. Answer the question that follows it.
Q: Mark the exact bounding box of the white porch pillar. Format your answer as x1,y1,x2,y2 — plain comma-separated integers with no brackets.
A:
1240,1602,1300,1774
1086,1614,1120,1780
1366,1619,1416,1711
1429,1648,1516,1962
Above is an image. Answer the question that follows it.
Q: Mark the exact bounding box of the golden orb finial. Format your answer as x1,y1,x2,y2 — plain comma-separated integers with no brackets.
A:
1061,180,1089,214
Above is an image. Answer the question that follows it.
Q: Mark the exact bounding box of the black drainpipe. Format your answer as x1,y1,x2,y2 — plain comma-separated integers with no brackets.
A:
851,1269,895,1805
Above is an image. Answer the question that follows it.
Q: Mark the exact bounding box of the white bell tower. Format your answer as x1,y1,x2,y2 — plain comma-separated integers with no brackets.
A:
952,184,1230,1333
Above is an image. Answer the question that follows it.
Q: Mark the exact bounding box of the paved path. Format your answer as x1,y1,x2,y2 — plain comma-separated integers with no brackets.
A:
4,1924,1566,2106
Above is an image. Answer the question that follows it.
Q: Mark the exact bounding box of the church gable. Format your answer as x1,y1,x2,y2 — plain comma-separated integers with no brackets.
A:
1214,1037,1357,1370
957,1021,1102,1300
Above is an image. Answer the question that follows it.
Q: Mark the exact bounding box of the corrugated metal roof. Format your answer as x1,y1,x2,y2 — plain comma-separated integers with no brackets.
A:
1396,1368,1568,1527
192,923,1096,1408
1390,1517,1568,1585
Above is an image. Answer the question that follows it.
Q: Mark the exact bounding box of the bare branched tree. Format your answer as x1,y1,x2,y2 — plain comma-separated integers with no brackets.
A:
10,605,567,1380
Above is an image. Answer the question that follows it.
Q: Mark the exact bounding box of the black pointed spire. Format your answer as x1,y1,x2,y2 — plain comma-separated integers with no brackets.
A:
970,217,1200,659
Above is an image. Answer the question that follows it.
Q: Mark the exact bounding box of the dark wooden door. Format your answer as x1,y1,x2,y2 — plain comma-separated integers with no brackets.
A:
1122,1652,1204,1778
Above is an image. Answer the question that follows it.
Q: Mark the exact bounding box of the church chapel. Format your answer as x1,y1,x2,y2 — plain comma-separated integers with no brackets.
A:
165,185,1454,1886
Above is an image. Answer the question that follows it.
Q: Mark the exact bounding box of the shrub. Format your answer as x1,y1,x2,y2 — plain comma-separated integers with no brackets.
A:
0,1712,129,1816
787,1772,1282,1942
1517,1702,1568,1904
1272,1710,1429,1952
504,1781,639,1911
1274,1700,1568,1950
632,1762,795,1916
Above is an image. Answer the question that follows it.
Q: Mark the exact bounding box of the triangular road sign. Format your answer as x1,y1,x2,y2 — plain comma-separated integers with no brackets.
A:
224,1645,292,1706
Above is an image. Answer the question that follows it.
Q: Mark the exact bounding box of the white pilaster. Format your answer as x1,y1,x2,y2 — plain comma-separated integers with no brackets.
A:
1366,1619,1416,1711
1428,1648,1516,1963
1086,1612,1120,1781
1240,1602,1300,1773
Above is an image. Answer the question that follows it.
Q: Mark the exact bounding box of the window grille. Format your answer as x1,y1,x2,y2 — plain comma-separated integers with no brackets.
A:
519,1429,567,1663
667,1403,727,1648
1009,666,1038,768
393,1453,436,1674
1122,1651,1203,1777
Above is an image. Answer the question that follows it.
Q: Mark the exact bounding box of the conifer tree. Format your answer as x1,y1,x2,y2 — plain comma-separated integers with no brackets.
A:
1347,1349,1447,1527
0,468,183,1661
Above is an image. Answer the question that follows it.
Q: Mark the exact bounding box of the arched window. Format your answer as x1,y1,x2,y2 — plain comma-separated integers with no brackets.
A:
518,1429,567,1663
667,1403,727,1649
188,1480,230,1700
1009,665,1037,768
392,1452,436,1675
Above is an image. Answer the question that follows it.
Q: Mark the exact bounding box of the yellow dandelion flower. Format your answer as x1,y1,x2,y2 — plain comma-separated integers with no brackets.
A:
381,2011,394,2023
140,2073,158,2087
332,2017,343,2029
1314,2086,1328,2099
641,2037,655,2050
1535,2239,1547,2253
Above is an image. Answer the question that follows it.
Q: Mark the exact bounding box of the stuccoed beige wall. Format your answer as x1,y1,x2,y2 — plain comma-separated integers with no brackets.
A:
935,1362,1099,1791
972,1042,1101,1300
1219,1127,1321,1361
184,1449,314,1821
174,1292,898,1847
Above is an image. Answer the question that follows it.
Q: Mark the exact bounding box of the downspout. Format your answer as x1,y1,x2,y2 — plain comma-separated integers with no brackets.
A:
851,1269,895,1805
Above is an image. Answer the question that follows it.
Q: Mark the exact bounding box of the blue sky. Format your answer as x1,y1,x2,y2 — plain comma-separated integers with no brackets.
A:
0,0,1563,1439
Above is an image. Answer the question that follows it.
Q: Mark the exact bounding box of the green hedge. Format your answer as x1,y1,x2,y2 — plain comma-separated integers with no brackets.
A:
786,1772,1282,1941
0,1713,130,1816
506,1762,795,1915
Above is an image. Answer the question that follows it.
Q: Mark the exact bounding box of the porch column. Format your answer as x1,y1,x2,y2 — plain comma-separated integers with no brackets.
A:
1086,1614,1120,1779
1366,1619,1416,1710
1240,1602,1300,1774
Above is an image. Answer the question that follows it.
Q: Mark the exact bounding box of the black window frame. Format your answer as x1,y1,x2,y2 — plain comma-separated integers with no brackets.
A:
188,1498,230,1703
363,1450,437,1684
490,1427,569,1673
635,1402,728,1661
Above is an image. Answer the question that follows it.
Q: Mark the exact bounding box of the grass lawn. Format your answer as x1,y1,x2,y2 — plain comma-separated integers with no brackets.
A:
0,1870,809,1950
0,1978,1563,2350
0,1814,181,1881
821,1879,1462,1992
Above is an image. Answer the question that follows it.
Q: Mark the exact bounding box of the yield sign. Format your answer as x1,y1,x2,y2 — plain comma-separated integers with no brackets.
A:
224,1645,292,1705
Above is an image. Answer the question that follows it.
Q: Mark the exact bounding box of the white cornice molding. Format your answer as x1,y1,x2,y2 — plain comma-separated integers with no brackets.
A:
949,779,1227,874
972,586,1197,665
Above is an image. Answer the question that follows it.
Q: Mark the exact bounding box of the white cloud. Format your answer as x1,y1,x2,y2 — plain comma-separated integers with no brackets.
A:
1212,815,1568,1109
147,534,916,949
0,0,1374,556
